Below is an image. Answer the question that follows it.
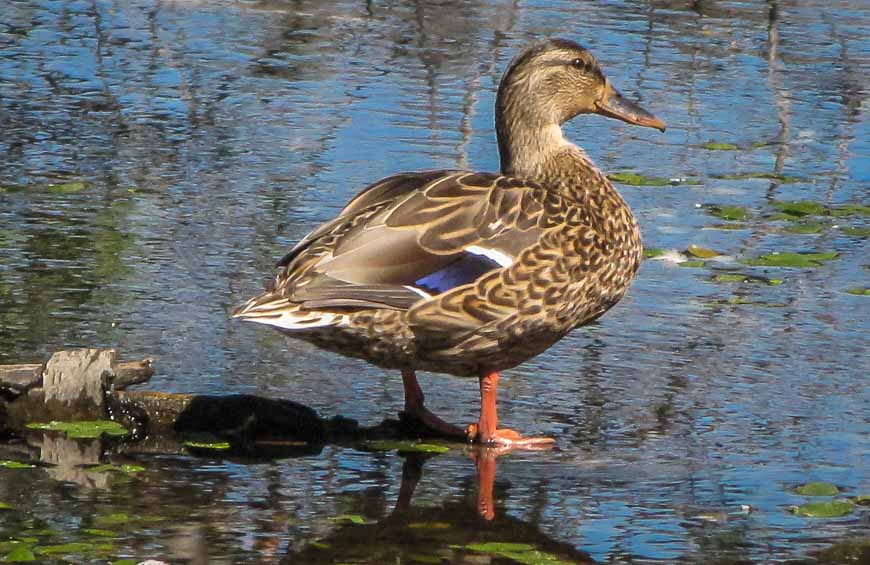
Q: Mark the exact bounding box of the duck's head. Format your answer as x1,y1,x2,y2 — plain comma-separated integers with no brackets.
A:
496,38,665,138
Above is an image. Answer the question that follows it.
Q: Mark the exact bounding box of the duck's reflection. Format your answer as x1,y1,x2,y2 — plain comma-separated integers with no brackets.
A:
283,449,596,565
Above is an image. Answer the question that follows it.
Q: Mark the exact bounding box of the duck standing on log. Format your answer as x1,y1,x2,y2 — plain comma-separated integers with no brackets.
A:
233,39,665,447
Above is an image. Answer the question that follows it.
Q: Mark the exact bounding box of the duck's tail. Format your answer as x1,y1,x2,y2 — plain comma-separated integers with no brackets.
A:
231,291,348,331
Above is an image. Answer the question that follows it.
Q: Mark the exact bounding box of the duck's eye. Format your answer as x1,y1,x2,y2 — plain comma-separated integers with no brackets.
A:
570,58,585,70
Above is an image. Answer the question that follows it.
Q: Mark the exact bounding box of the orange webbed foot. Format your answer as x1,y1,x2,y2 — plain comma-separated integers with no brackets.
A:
465,423,555,449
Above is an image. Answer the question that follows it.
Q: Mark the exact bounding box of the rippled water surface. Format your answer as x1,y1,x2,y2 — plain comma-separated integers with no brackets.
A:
1,0,868,563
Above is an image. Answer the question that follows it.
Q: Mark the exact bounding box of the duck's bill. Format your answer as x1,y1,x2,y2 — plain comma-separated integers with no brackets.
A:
594,86,666,132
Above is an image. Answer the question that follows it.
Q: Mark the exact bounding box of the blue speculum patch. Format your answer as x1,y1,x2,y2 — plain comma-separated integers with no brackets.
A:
415,253,502,294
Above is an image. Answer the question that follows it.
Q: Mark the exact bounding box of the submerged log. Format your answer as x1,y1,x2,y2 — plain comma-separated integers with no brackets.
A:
2,348,446,457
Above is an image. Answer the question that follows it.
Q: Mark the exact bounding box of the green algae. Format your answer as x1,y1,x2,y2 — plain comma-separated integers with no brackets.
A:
852,495,870,505
791,500,853,518
831,204,870,217
706,222,749,230
25,420,128,439
93,513,131,527
45,181,89,194
740,251,839,268
82,529,117,538
705,205,752,221
846,288,870,296
309,541,331,550
0,502,14,510
795,482,839,496
679,260,705,268
771,200,827,216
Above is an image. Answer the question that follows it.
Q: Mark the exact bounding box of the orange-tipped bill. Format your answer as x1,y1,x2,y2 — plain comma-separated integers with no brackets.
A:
595,84,665,132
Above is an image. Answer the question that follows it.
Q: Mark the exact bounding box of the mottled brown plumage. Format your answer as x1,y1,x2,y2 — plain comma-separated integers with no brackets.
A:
233,38,665,446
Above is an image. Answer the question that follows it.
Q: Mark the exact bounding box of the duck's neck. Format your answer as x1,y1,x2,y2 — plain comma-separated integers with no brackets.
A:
497,120,641,256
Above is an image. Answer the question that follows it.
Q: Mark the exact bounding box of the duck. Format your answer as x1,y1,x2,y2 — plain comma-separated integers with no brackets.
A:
232,38,665,447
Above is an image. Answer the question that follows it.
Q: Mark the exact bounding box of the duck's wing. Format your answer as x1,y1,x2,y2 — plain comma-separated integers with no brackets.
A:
234,170,573,327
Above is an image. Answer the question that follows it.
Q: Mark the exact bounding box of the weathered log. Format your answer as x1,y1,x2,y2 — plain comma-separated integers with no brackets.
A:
0,356,154,396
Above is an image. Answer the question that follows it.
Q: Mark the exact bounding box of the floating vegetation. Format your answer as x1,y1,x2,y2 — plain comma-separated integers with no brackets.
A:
309,541,331,550
711,273,783,286
408,554,442,564
771,200,827,217
790,500,853,518
716,173,804,184
841,227,870,237
4,547,35,562
327,514,372,525
704,205,752,221
795,482,839,496
94,513,131,527
783,221,824,234
408,522,451,529
846,288,870,296
183,440,231,450
458,542,573,565
686,244,720,259
831,204,870,217
643,248,668,259
81,529,117,538
0,460,36,469
87,464,145,474
709,297,788,308
740,251,839,268
608,172,701,186
701,141,739,151
26,420,128,439
365,441,450,454
678,260,705,268
0,502,14,510
706,223,749,231
853,495,870,505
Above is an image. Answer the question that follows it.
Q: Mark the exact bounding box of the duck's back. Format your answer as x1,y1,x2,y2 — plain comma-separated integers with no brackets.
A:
234,168,641,377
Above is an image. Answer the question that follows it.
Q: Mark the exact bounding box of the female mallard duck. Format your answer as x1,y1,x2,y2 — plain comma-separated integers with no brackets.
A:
233,39,665,447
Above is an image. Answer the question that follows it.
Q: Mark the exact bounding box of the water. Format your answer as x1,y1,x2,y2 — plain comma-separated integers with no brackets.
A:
1,0,868,563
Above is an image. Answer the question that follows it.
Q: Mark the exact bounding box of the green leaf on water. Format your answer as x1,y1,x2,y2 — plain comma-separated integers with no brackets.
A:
795,482,839,496
82,529,117,538
608,172,670,186
94,513,130,527
366,441,450,454
643,248,667,259
711,273,783,285
0,502,14,510
852,495,870,505
706,223,749,231
790,500,853,518
705,205,752,221
783,221,824,234
327,514,370,525
702,142,739,151
309,541,331,550
740,251,839,268
831,204,870,217
686,244,719,258
25,420,128,439
771,200,826,216
841,226,870,237
679,260,705,268
0,460,36,469
183,441,231,450
846,288,870,296
4,547,36,562
463,543,574,565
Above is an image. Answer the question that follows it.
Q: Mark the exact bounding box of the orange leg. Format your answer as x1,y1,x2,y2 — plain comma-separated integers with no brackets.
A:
400,369,465,438
467,370,555,447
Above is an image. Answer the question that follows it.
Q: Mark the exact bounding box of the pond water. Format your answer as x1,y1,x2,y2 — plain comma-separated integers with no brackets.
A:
1,0,868,563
